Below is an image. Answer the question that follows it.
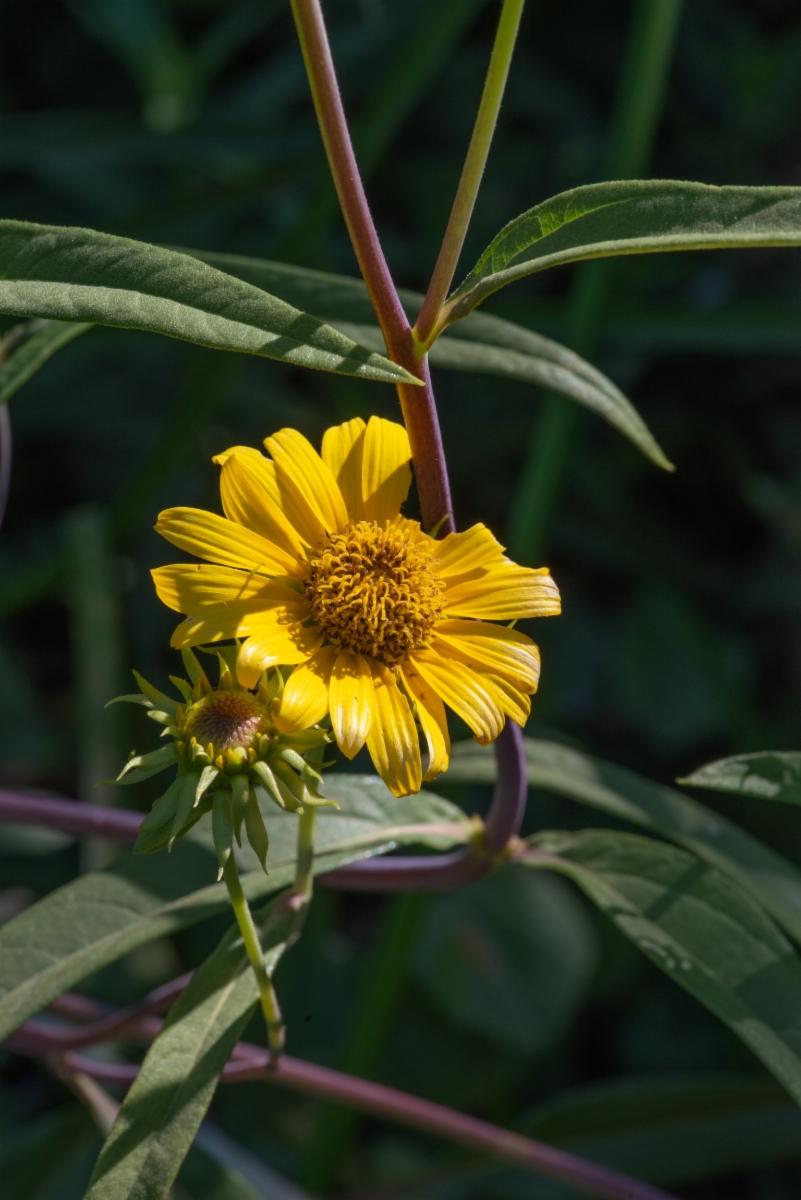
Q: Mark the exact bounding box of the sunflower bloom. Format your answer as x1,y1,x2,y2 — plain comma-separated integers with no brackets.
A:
152,417,561,797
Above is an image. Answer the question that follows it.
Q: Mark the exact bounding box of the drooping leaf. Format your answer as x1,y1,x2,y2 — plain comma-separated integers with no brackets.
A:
84,890,293,1200
680,751,801,805
0,776,469,1040
0,222,418,385
0,320,90,405
446,179,801,321
516,1073,801,1190
413,866,597,1056
185,250,669,467
527,830,801,1106
447,738,801,946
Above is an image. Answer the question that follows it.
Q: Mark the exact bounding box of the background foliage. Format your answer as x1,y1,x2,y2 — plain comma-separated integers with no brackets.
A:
3,0,801,1196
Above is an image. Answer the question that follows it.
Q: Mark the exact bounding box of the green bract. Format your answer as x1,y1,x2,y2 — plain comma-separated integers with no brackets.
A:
111,647,337,875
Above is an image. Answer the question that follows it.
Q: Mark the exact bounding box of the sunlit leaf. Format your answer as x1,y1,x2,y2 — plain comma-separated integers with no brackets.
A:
447,180,801,320
447,738,801,947
0,223,419,385
0,776,469,1040
528,829,801,1106
413,866,597,1055
188,250,669,467
680,752,801,805
84,890,292,1200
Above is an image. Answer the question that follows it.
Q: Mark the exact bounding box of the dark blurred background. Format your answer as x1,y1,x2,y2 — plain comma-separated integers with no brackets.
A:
4,1,801,1197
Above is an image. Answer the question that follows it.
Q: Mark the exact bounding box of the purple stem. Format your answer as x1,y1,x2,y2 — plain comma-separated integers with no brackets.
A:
0,727,527,888
6,1011,678,1200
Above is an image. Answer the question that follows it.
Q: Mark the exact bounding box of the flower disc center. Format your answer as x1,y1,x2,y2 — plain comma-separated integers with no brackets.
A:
185,690,264,752
304,521,445,664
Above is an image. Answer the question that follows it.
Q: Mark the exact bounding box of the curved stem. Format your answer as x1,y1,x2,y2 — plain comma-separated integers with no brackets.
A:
483,722,528,853
7,1006,679,1200
414,0,526,350
223,855,284,1059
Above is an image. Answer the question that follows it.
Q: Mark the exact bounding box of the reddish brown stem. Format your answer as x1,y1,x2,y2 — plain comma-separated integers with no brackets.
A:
289,0,453,534
6,1010,678,1200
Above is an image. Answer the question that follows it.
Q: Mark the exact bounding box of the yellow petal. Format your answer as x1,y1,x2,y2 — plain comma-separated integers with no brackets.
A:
411,649,505,745
236,624,324,688
366,660,422,798
216,444,320,547
155,508,299,577
152,564,300,614
443,566,561,620
265,428,348,539
361,416,412,524
432,523,506,581
399,662,450,782
220,451,308,562
321,418,366,521
431,620,541,691
169,601,310,648
483,673,531,726
329,650,374,759
274,645,338,732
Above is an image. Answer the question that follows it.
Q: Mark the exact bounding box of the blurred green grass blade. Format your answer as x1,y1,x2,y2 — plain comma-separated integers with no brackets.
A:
529,829,801,1106
0,222,418,386
84,891,295,1200
508,0,682,563
65,0,197,134
191,1123,311,1200
0,777,469,1041
447,179,801,321
516,1073,801,1189
277,0,488,258
680,752,801,805
187,250,668,466
447,738,801,946
304,893,427,1191
0,1106,98,1200
0,320,90,406
64,505,127,871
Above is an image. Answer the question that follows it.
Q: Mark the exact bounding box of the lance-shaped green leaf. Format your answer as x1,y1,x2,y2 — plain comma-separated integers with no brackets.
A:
517,1073,801,1190
84,888,296,1200
0,222,419,385
186,249,670,468
446,180,801,321
0,319,90,405
447,738,801,946
527,830,801,1106
0,776,470,1041
680,751,801,805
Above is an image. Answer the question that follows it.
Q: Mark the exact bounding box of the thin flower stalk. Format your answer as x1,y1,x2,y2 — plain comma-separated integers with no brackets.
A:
223,854,285,1059
414,0,527,350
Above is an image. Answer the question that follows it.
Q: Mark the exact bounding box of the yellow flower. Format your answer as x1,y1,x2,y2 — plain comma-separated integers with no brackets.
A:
152,417,561,797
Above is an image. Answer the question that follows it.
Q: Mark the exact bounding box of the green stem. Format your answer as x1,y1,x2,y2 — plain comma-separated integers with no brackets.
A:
223,855,285,1058
414,0,526,351
293,807,317,900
